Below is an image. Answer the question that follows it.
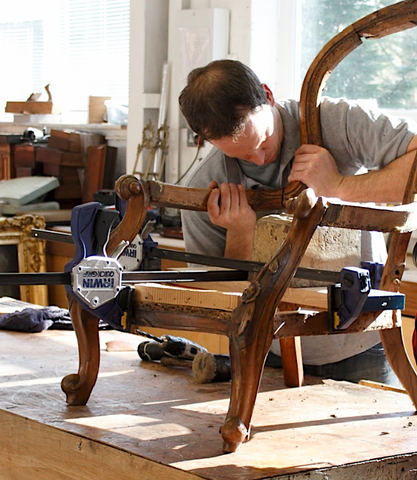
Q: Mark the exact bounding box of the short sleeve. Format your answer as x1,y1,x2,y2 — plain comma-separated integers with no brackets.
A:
320,97,417,174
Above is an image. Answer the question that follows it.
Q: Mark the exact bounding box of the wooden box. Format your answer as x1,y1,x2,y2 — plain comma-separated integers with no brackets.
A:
36,148,84,167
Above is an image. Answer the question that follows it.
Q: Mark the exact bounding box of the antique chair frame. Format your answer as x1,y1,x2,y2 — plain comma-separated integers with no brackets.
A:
61,0,417,453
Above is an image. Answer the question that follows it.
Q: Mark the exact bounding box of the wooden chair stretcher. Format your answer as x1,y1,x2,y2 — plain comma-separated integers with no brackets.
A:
61,0,417,453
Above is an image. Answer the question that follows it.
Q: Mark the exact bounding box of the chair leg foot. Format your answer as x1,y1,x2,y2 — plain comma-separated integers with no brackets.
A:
61,298,100,406
221,417,248,453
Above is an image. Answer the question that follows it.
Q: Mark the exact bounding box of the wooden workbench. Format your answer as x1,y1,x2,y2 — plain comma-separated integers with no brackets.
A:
1,328,417,480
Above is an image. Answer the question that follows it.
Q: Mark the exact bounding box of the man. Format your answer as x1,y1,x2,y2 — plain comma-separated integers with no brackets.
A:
178,59,417,384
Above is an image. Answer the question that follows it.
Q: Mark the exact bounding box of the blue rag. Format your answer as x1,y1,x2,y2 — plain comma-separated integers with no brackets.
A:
0,307,70,333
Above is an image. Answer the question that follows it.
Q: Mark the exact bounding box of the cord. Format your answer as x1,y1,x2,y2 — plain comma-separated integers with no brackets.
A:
175,140,202,185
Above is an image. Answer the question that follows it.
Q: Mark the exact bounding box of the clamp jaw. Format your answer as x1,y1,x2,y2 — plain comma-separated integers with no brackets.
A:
331,263,404,331
332,267,371,330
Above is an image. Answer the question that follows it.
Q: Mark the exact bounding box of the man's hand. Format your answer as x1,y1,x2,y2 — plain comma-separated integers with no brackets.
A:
288,144,344,198
288,143,417,204
207,181,257,259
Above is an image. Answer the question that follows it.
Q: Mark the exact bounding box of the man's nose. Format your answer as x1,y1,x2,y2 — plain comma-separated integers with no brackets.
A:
250,150,265,166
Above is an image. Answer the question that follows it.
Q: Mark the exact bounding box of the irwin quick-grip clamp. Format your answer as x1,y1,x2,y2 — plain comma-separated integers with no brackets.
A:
64,202,132,328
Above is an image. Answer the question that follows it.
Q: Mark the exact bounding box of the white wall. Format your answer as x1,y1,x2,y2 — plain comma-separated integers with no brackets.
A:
126,0,169,177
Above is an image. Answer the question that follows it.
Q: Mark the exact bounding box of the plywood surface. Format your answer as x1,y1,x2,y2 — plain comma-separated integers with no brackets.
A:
1,329,417,480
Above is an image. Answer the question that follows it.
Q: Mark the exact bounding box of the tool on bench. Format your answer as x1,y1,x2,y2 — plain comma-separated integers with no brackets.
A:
137,329,231,383
137,329,207,361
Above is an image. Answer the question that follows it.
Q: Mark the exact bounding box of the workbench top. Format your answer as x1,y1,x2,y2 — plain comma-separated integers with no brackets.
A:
1,328,417,479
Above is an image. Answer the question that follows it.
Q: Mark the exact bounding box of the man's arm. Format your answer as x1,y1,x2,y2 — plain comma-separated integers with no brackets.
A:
206,181,257,260
336,149,417,203
288,135,417,204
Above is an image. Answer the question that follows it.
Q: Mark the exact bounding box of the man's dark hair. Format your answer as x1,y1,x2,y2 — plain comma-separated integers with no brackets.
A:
179,59,268,140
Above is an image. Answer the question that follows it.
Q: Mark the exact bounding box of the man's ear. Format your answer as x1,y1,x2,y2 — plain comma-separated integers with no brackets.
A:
261,83,275,105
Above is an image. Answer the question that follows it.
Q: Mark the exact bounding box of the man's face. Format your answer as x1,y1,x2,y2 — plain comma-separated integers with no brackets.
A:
209,104,282,166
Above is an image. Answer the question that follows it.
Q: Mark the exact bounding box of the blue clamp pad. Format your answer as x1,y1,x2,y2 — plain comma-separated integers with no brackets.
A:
114,192,127,220
142,235,158,255
335,267,371,330
140,235,160,271
66,202,100,267
64,202,126,328
360,261,384,289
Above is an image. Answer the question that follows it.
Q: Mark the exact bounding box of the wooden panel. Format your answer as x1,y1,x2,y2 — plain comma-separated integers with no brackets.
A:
0,410,200,480
15,167,36,177
54,185,82,200
134,283,330,311
135,283,241,312
48,130,105,154
88,95,111,123
14,144,36,167
36,147,84,167
48,134,72,152
0,143,13,180
5,101,53,114
81,144,118,201
82,145,107,203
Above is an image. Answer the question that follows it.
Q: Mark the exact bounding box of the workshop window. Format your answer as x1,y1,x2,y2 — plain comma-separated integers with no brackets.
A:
0,0,130,123
298,0,417,110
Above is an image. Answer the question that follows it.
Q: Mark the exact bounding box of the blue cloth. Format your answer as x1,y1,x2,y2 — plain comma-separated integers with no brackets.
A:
0,307,69,333
266,342,402,388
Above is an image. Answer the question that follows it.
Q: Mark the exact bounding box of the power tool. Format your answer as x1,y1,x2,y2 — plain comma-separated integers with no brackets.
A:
136,329,232,383
137,329,208,361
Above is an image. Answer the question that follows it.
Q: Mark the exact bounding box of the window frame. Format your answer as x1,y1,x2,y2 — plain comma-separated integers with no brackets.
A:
280,0,417,124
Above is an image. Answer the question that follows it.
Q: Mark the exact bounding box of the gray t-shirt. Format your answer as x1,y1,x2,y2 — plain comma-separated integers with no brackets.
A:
181,96,417,365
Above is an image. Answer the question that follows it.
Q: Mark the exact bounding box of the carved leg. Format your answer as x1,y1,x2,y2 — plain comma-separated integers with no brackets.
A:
61,297,101,406
379,231,417,407
380,327,417,407
221,190,326,452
